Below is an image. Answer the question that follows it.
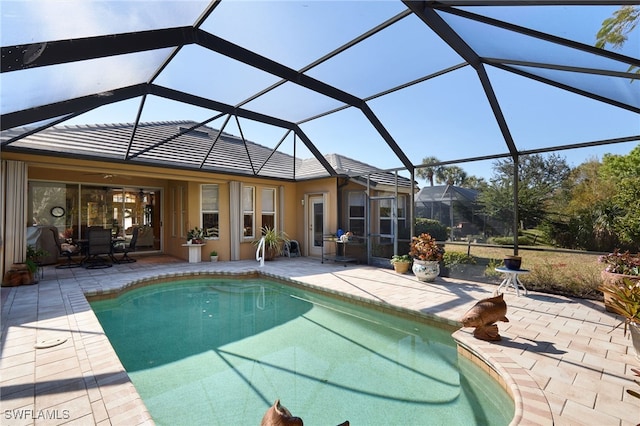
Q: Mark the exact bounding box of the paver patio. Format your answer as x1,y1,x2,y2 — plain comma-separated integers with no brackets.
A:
1,255,639,425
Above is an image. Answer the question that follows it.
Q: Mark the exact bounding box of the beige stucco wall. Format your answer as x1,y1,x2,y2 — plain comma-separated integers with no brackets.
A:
4,152,331,264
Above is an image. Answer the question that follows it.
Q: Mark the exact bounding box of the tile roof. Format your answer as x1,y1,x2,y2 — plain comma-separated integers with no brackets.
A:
4,120,413,187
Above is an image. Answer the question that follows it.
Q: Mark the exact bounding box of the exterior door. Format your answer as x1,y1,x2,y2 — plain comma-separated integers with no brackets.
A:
368,195,397,266
307,195,324,257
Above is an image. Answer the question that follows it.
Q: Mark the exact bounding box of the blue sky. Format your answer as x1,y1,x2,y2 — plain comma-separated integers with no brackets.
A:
3,1,638,184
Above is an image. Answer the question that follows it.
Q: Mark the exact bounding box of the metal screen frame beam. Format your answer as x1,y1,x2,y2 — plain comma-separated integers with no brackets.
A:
1,83,148,130
404,2,519,157
1,27,195,73
194,29,414,171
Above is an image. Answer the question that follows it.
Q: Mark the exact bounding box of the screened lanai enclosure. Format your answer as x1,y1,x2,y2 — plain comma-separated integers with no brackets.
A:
1,1,639,261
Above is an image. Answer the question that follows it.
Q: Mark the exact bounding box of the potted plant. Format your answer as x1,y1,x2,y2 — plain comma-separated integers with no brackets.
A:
254,226,289,261
409,233,444,282
598,278,640,360
26,245,48,284
503,254,522,270
390,254,412,274
599,250,640,312
210,250,218,262
187,227,205,244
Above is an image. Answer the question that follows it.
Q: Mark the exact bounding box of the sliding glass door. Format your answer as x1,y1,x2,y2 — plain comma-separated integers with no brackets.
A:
29,182,161,252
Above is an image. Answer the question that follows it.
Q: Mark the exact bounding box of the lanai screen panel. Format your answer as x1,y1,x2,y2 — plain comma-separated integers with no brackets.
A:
1,1,638,178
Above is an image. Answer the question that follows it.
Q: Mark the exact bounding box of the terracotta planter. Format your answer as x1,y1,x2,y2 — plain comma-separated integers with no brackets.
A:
1,264,36,286
264,246,280,261
393,262,411,274
412,259,439,282
601,271,640,313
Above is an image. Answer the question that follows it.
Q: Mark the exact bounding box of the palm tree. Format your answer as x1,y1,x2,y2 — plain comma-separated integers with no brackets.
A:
416,156,441,186
438,166,467,186
435,166,467,238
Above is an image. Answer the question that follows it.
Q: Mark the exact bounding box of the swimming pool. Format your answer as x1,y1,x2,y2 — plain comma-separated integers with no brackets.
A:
91,277,514,425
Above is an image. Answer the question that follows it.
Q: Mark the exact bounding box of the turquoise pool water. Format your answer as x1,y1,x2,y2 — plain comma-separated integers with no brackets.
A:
91,278,514,425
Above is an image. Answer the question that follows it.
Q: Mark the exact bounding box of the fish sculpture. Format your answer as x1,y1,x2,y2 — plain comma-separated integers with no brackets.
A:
460,293,509,341
261,400,303,426
260,399,350,426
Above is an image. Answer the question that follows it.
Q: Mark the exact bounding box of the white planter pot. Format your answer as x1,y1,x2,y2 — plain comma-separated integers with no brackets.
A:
630,322,640,361
412,259,440,282
210,256,218,262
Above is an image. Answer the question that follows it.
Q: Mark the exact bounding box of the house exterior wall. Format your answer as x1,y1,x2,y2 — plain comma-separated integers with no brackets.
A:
294,177,338,256
2,152,322,266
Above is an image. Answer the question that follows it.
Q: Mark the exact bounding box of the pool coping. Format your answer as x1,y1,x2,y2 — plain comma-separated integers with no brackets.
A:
84,269,553,425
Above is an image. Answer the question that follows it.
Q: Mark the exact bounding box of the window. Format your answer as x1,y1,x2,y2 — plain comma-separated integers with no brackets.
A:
243,186,254,238
379,198,392,236
178,185,186,239
29,181,78,238
202,184,219,239
171,187,176,237
347,191,365,237
397,194,407,238
261,188,276,230
379,194,407,241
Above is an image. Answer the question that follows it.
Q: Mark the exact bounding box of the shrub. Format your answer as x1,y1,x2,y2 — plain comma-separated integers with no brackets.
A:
443,251,476,268
390,254,412,264
409,233,444,261
488,235,532,246
444,244,605,300
414,218,448,241
484,258,503,278
599,249,640,276
521,260,602,299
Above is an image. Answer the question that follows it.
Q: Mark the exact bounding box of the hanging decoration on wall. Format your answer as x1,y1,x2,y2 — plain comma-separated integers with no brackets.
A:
50,206,65,217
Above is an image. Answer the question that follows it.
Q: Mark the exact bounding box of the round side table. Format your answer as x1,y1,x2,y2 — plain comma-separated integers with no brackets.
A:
495,267,529,297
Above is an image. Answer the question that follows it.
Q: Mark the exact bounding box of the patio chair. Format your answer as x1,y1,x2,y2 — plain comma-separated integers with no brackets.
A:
112,226,138,263
85,227,113,269
282,240,301,257
51,228,82,269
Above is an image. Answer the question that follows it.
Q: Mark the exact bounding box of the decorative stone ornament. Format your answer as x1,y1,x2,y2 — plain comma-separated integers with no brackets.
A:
460,293,509,341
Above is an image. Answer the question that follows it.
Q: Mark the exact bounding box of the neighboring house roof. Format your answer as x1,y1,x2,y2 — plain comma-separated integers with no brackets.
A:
415,185,478,205
5,120,412,188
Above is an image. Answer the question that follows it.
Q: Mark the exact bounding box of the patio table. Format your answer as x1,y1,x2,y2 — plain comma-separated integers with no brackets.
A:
495,267,529,297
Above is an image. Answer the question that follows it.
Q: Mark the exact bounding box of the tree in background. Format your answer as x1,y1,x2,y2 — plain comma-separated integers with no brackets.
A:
416,157,486,189
601,146,640,248
416,156,441,186
596,6,639,74
478,153,570,235
543,146,640,252
543,159,618,251
459,175,488,192
436,165,467,186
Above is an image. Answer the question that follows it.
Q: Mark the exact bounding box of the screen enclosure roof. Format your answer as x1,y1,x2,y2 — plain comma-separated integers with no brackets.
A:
1,1,639,181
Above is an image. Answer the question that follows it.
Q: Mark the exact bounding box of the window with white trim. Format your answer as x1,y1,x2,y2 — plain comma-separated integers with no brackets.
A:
201,184,219,239
261,188,276,230
347,191,365,237
243,186,255,238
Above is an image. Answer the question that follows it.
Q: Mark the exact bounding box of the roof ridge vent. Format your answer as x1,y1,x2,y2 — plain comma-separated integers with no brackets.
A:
178,126,211,139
